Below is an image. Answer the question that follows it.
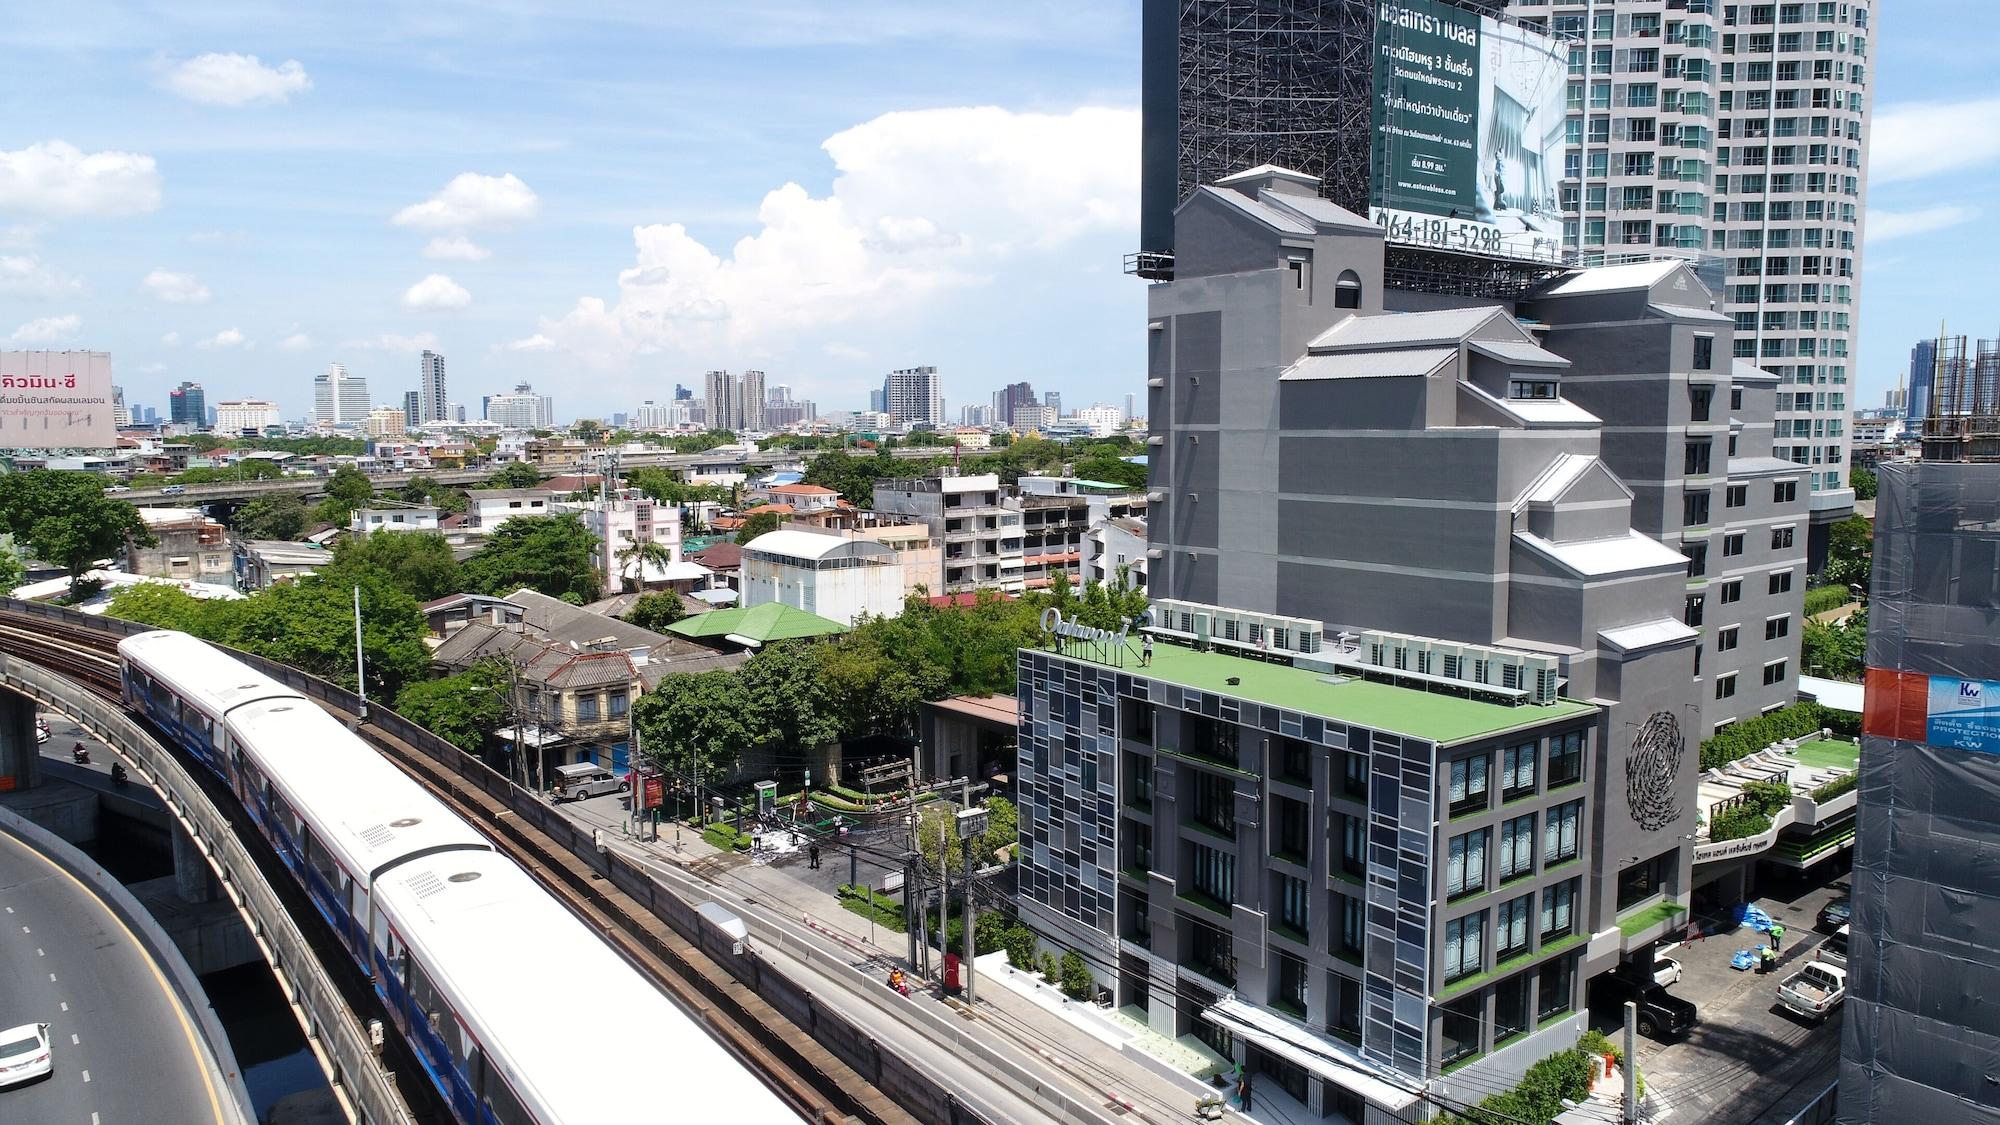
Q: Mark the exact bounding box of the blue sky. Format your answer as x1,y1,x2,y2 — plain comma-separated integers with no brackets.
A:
0,2,1980,421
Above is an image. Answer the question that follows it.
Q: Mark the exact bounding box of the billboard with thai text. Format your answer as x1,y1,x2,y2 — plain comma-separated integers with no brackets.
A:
0,351,117,450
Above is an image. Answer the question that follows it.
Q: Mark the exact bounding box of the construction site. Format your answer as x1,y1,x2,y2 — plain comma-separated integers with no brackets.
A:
1918,335,2000,462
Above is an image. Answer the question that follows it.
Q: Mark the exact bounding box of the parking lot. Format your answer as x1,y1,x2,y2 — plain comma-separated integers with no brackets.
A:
1627,863,1849,1123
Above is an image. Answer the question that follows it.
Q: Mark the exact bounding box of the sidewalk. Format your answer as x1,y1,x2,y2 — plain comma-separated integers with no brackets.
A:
560,799,1243,1124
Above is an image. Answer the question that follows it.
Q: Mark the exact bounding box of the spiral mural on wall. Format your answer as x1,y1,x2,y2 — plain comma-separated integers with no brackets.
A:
1626,710,1685,831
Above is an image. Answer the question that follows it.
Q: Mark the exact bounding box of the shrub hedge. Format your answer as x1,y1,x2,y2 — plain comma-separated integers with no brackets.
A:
1699,702,1858,771
1709,805,1774,842
1804,585,1852,616
1811,773,1858,802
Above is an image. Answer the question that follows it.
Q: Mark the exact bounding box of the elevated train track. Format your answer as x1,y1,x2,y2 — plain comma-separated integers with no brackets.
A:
0,604,925,1125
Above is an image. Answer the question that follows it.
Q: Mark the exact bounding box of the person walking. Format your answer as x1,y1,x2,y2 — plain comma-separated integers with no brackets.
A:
1140,635,1153,667
1238,1072,1254,1113
1769,921,1786,952
808,843,821,869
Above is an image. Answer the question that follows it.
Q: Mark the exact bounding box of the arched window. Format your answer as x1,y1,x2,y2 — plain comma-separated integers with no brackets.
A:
1334,270,1363,309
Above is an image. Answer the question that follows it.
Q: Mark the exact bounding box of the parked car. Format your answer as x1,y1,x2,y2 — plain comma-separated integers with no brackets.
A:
1654,954,1684,987
0,1022,52,1088
1590,963,1699,1039
1818,924,1850,969
161,484,187,495
34,719,48,745
551,762,624,802
1778,962,1847,1021
104,485,130,493
1818,897,1852,931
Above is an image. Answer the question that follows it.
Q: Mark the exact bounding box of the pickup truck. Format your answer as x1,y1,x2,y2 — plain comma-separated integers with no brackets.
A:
1589,965,1700,1039
1779,962,1847,1020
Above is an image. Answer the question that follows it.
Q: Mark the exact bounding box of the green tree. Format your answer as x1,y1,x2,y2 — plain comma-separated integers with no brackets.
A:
1040,569,1148,632
915,796,1020,874
0,540,23,594
326,465,374,505
1821,514,1873,592
1068,456,1148,490
735,510,782,545
623,591,687,632
0,470,152,579
460,513,601,602
573,418,605,441
105,582,212,632
633,669,758,782
398,476,466,515
218,573,430,699
1849,465,1877,501
616,536,674,588
326,531,462,603
737,640,843,761
1802,609,1866,682
486,461,543,490
394,662,508,752
230,492,313,541
800,448,904,506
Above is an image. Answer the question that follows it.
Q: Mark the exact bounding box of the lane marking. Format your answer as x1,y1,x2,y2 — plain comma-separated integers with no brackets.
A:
71,1033,80,1045
2,832,227,1124
37,947,44,956
60,1001,68,1011
49,972,57,982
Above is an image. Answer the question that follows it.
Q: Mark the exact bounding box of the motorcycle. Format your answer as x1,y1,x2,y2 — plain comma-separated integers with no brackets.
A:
71,742,91,765
110,763,128,787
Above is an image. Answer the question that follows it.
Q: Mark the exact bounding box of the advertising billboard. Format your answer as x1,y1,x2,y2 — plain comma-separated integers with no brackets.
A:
1371,1,1569,263
0,351,117,450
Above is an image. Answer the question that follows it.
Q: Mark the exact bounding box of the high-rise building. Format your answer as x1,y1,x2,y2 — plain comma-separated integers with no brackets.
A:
403,390,422,429
740,369,766,431
885,366,944,427
419,350,448,423
1906,338,1938,426
704,370,738,431
673,383,693,401
1502,0,1872,543
1124,392,1137,422
112,385,130,428
314,363,370,426
1042,390,1061,416
215,399,282,436
168,381,206,428
1843,462,2000,1124
992,381,1036,427
141,405,157,424
485,384,553,429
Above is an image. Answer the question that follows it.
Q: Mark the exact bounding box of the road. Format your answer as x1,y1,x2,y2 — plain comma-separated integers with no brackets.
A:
0,824,233,1125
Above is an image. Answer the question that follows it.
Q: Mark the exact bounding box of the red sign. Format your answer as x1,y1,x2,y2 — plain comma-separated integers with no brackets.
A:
638,774,665,811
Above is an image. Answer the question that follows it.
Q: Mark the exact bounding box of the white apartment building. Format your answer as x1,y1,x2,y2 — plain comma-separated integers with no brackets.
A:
468,488,554,530
740,529,905,626
1506,0,1872,544
350,505,441,535
556,491,683,594
420,350,448,423
214,399,282,435
872,472,1024,594
486,384,553,428
885,366,944,427
364,406,407,438
1072,404,1124,437
314,363,371,426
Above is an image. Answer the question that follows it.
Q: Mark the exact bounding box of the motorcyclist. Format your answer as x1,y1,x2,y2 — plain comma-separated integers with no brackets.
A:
110,763,128,787
71,741,90,764
888,968,908,996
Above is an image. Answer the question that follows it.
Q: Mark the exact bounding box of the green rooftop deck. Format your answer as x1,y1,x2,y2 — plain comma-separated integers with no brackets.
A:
1046,640,1596,746
1794,738,1860,771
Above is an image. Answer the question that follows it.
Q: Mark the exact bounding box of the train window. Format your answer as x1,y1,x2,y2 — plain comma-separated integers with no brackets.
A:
306,830,341,885
482,1070,535,1125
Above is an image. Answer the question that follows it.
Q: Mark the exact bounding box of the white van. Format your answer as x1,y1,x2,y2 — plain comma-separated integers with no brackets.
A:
552,762,623,802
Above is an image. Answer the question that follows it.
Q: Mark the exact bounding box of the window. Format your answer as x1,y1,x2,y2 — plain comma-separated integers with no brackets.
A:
1684,441,1712,476
1187,714,1238,766
575,694,600,722
1499,814,1537,881
1684,490,1710,527
1277,738,1311,785
608,690,628,718
1342,751,1369,801
1273,952,1309,1017
1190,770,1235,836
1189,921,1236,988
1723,532,1745,557
1693,335,1715,370
1716,673,1738,699
1774,479,1798,503
1537,955,1576,1021
1330,972,1363,1041
1545,801,1582,864
1336,894,1365,959
1497,895,1534,960
1764,660,1789,686
1540,879,1578,942
1275,873,1310,937
1689,384,1714,423
1334,269,1363,309
1274,796,1310,864
1446,829,1488,901
1188,841,1235,905
1684,595,1704,628
1449,754,1491,817
1124,751,1154,808
1511,379,1560,400
1766,615,1791,640
1125,700,1155,744
1725,484,1748,508
1718,626,1740,652
1686,543,1708,579
1770,569,1796,595
1617,852,1677,911
1772,526,1796,550
1548,732,1584,788
1501,743,1537,800
1339,813,1366,877
1720,579,1743,604
1440,993,1482,1065
1495,973,1531,1045
1443,914,1485,982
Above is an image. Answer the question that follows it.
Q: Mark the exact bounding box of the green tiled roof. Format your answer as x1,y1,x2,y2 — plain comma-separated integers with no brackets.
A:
1047,640,1596,746
667,602,847,644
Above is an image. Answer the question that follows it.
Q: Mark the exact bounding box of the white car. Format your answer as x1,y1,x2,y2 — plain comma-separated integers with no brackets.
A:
1654,955,1684,987
0,1022,52,1088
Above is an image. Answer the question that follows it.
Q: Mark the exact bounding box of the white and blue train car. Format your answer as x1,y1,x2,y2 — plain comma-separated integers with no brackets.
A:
119,630,797,1124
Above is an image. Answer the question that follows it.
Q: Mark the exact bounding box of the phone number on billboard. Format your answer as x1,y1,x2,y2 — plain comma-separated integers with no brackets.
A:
1375,212,1504,255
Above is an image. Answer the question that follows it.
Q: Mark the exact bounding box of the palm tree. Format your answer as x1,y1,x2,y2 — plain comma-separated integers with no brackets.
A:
616,537,674,592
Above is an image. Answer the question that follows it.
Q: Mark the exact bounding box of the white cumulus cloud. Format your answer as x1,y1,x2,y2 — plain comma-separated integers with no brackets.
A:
403,273,471,310
160,53,312,107
9,314,81,343
0,255,84,299
277,332,314,352
343,332,439,352
198,327,247,349
0,141,162,219
1871,97,2000,186
393,173,539,230
505,334,556,352
139,268,211,303
532,105,1137,362
422,236,491,261
1867,205,1979,244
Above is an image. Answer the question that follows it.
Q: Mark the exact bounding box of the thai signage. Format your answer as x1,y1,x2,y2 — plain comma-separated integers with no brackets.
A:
0,351,117,450
1371,1,1569,263
1926,676,2000,754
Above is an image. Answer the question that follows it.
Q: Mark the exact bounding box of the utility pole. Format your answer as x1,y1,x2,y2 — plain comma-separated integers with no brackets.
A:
906,739,922,973
352,585,367,721
1623,1001,1640,1124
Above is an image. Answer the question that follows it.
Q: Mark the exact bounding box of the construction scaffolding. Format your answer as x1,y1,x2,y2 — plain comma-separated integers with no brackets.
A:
1919,335,2000,461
